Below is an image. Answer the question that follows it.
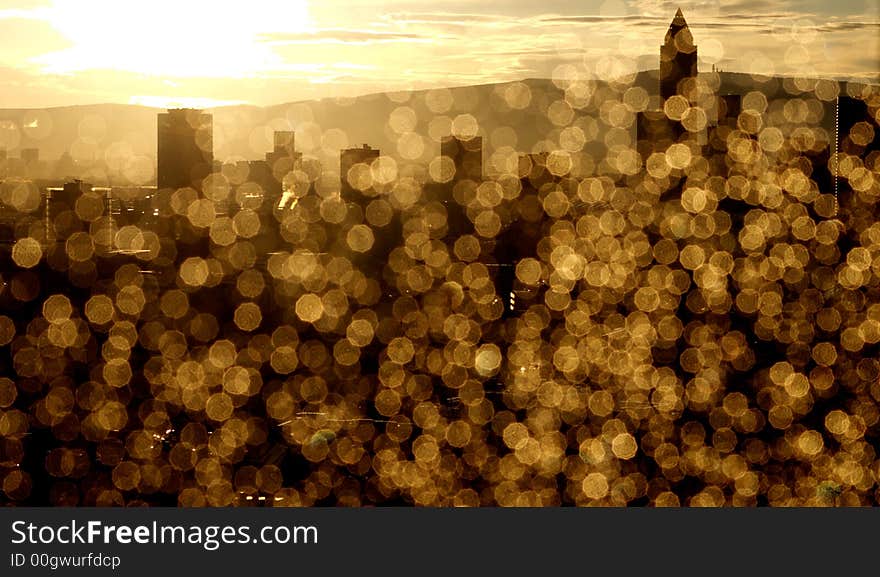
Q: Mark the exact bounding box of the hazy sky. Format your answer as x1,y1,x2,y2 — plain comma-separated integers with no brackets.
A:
0,0,877,108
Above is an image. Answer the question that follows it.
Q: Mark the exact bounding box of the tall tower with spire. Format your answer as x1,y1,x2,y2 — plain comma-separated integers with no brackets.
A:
660,8,698,103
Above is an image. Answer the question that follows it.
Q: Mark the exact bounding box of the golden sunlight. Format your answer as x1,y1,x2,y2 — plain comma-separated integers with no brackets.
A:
128,95,249,109
35,0,311,77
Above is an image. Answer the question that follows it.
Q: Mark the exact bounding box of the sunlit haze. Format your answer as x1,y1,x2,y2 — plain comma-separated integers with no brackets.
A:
0,0,876,108
36,0,311,77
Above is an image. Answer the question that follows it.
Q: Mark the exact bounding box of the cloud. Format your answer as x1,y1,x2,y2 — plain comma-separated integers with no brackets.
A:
0,5,51,20
624,0,799,17
0,0,876,107
813,21,880,32
382,12,513,24
0,16,70,66
259,29,434,46
304,5,880,96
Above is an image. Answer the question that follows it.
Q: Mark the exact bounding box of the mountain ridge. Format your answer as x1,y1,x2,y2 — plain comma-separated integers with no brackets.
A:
0,70,875,186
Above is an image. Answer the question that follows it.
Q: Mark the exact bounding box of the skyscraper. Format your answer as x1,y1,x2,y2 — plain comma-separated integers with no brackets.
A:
637,9,702,168
633,8,706,205
340,144,381,198
269,131,297,160
659,8,698,103
157,109,213,192
262,130,302,202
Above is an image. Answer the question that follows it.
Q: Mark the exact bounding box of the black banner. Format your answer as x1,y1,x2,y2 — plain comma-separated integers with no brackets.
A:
0,508,874,575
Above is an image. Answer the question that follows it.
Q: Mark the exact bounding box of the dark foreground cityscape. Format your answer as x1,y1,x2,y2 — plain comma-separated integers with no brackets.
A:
1,9,879,507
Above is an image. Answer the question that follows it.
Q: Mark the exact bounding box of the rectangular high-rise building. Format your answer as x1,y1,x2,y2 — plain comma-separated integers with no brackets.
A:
340,144,380,198
157,109,213,192
263,130,302,202
272,131,296,157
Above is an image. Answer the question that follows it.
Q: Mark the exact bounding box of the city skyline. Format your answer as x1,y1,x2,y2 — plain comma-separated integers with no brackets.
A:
0,0,876,109
0,5,879,510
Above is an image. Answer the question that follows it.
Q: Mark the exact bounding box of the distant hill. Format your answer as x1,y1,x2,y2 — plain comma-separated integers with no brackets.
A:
0,71,875,185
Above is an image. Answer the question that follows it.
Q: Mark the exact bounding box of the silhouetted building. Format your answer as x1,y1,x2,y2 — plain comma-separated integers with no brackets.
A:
247,160,275,203
110,186,156,229
340,144,380,198
836,94,880,232
157,109,213,192
426,136,484,240
19,148,42,179
660,8,698,103
47,180,91,242
636,9,701,167
706,94,743,174
57,180,90,209
269,131,297,159
717,94,742,126
0,179,44,243
262,131,302,203
838,95,880,161
636,109,681,157
442,136,483,183
492,152,557,317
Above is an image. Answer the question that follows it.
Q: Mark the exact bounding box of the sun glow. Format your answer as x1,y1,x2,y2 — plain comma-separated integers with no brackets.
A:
128,94,249,109
34,0,311,78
